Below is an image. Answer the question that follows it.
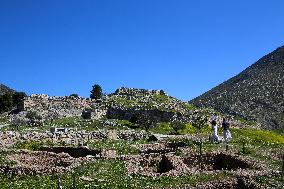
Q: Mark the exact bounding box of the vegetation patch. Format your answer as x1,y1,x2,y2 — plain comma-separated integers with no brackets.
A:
87,139,145,155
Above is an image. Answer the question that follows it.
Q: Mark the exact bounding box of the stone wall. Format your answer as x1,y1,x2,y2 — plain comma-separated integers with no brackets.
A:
114,87,166,96
0,130,149,148
23,94,93,112
19,94,100,120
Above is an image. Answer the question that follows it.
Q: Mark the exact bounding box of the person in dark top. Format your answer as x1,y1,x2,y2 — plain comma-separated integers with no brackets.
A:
222,118,232,142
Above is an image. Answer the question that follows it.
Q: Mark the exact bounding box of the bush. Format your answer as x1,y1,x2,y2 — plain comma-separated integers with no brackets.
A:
171,121,186,134
11,118,27,130
69,94,79,98
81,109,92,119
26,111,42,120
178,123,196,134
150,122,175,134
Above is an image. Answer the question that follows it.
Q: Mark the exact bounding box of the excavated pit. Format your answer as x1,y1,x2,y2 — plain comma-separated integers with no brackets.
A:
183,153,251,171
125,152,255,177
0,150,80,175
157,155,174,173
39,146,101,158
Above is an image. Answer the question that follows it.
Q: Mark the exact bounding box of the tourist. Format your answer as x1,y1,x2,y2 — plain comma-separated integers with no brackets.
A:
222,118,232,143
210,119,222,143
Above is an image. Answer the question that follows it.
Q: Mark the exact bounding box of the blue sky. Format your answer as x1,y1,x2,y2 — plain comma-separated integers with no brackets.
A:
0,0,283,101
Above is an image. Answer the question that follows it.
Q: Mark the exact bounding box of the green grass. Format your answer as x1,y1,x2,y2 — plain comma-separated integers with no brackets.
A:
231,128,284,145
13,138,146,155
47,116,81,127
178,123,197,134
150,122,174,134
150,122,203,135
0,150,16,166
87,139,147,155
13,140,51,151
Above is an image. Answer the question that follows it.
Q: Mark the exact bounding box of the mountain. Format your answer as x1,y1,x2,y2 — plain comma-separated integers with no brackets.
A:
190,46,284,130
0,84,14,96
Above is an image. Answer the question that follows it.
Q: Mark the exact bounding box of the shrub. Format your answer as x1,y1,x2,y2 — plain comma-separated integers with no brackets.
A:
171,121,186,134
178,123,196,134
81,109,92,119
150,122,175,134
26,111,42,120
69,94,79,98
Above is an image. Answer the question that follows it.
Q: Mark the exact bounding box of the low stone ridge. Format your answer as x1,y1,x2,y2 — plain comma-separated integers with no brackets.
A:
0,130,149,148
190,45,284,129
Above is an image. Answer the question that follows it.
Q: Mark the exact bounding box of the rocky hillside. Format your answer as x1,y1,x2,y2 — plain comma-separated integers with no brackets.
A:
104,87,193,123
0,84,14,95
10,87,246,128
190,46,284,130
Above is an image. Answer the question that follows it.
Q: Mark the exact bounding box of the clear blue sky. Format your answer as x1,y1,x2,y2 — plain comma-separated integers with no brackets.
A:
0,0,283,101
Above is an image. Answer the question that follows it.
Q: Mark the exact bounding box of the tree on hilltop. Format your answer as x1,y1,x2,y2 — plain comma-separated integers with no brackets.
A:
90,84,102,100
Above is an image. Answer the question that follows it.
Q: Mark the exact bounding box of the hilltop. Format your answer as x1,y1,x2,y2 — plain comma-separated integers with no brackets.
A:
190,46,284,130
10,87,228,129
0,84,14,95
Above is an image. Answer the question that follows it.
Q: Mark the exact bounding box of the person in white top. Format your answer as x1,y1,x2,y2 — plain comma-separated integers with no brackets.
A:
210,119,222,143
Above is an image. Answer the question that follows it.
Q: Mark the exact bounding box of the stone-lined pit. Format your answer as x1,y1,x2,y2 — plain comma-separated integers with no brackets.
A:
124,152,255,177
0,150,81,175
183,153,251,171
39,146,101,158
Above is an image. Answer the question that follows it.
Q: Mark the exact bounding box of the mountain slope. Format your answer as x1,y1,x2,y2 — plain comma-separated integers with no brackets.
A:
0,84,14,95
190,46,284,129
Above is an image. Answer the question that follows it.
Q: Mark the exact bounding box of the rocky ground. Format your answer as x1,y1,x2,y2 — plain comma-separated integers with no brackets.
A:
0,117,283,188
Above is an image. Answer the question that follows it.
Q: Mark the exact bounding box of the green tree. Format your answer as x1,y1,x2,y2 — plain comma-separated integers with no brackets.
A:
12,92,27,107
0,93,13,113
90,84,102,99
139,113,156,132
